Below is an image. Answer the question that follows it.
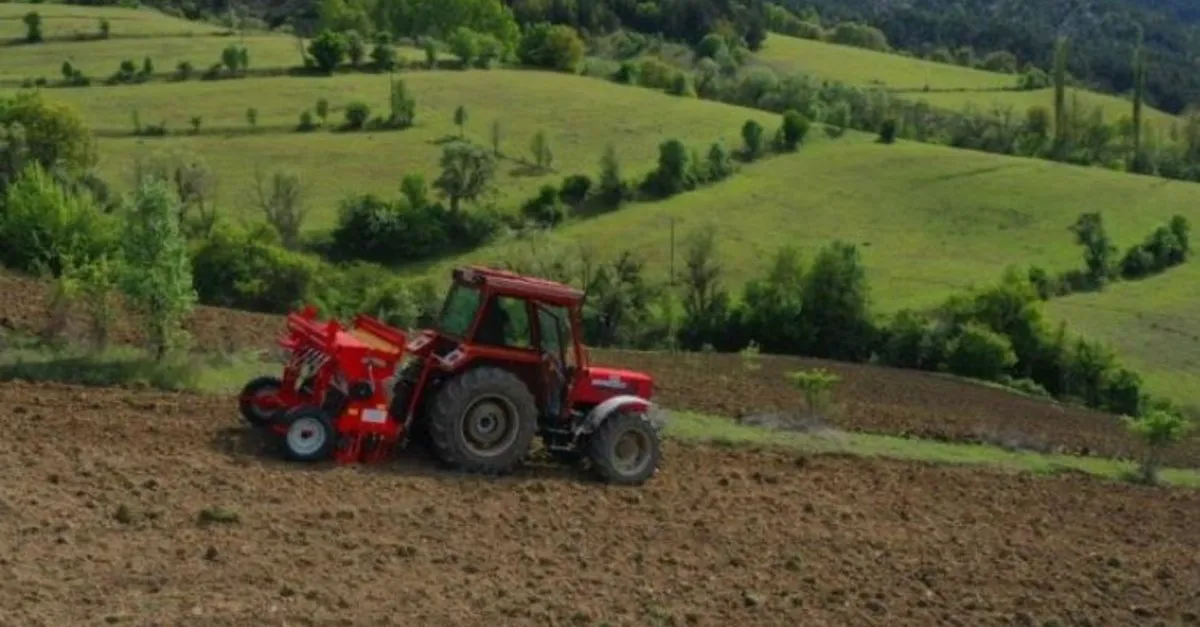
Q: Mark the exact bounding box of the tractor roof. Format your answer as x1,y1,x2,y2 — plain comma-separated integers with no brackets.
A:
454,265,584,305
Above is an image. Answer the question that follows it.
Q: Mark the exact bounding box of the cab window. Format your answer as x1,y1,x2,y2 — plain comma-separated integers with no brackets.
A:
475,295,532,348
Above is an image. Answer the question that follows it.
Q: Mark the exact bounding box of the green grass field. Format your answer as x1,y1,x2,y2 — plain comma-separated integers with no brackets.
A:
1044,264,1200,411
755,34,1018,91
915,87,1179,131
754,34,1179,131
40,70,778,227
2,34,301,81
0,2,226,39
424,136,1200,311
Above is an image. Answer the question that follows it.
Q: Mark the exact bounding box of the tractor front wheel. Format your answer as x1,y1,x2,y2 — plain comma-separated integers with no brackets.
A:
587,413,662,485
427,367,537,474
281,406,336,463
238,375,286,427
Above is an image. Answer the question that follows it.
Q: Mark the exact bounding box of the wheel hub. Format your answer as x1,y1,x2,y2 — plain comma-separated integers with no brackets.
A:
462,398,518,458
287,416,327,456
612,429,651,475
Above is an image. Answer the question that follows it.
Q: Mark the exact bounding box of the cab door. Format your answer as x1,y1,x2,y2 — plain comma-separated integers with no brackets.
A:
534,303,573,419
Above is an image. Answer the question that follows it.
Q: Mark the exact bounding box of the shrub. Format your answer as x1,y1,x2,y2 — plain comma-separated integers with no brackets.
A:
297,110,316,132
786,368,841,419
777,109,811,151
346,30,366,66
449,27,479,67
0,163,117,276
878,118,898,144
521,184,565,227
190,223,321,314
1122,409,1195,484
176,60,194,80
343,101,370,130
740,119,765,160
23,11,42,43
308,29,347,73
518,22,585,72
558,174,591,206
944,322,1017,381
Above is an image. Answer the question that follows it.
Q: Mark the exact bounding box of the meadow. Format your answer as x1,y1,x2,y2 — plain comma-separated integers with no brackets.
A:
0,2,226,39
1044,263,1200,410
914,87,1180,132
1,3,1196,410
42,70,779,226
755,34,1018,91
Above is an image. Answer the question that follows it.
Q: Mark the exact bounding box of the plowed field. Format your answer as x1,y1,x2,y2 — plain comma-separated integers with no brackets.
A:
4,272,1196,467
1,380,1198,626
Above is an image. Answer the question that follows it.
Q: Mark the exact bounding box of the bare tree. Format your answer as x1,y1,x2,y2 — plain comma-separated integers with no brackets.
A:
253,167,307,249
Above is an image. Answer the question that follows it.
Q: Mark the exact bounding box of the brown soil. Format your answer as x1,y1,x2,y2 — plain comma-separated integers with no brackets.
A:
2,270,1197,467
1,380,1198,626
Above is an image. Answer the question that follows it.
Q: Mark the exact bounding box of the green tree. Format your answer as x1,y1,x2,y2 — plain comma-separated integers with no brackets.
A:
490,118,503,157
252,169,307,249
518,22,585,72
23,11,42,43
315,97,330,126
0,91,94,173
596,143,623,208
118,179,196,360
308,29,348,74
800,241,874,360
530,129,553,171
1123,410,1194,484
1130,24,1149,172
346,30,366,66
454,105,468,137
434,140,495,212
245,107,258,130
1052,36,1070,151
740,119,764,159
738,245,808,353
343,101,370,129
449,26,479,67
0,162,115,276
677,224,731,350
370,32,397,70
778,109,810,151
388,77,416,126
1070,212,1115,285
645,138,691,197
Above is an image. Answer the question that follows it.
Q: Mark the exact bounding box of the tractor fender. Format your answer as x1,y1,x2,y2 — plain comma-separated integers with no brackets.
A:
576,394,654,436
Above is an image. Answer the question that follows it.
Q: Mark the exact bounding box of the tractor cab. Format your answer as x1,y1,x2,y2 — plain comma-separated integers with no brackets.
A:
241,265,663,485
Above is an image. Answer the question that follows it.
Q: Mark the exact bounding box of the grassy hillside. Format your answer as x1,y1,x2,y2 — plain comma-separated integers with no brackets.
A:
43,71,778,227
755,34,1178,132
0,3,225,39
2,34,302,81
915,88,1180,131
1044,265,1200,410
756,34,1016,91
418,136,1200,312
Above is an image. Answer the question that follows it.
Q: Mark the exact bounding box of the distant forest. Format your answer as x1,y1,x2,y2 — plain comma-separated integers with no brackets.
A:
779,0,1200,114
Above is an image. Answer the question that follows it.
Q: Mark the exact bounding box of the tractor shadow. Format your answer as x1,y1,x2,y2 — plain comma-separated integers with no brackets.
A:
209,424,597,485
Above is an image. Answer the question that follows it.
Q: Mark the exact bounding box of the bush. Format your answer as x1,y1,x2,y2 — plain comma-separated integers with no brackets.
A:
558,174,591,206
190,223,322,314
308,29,347,73
297,110,316,132
0,163,117,276
343,101,370,130
777,109,810,151
518,22,585,72
944,322,1017,381
521,184,565,227
878,118,898,144
740,119,765,159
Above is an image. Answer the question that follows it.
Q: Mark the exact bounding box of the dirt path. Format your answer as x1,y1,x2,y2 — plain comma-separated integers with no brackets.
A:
1,380,1197,626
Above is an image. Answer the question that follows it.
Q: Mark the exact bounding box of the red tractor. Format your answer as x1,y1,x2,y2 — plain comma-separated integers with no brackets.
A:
237,266,663,485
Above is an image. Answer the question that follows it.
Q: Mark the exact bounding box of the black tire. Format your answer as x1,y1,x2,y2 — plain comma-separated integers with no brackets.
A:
426,367,537,474
587,412,662,485
280,406,336,463
238,375,284,427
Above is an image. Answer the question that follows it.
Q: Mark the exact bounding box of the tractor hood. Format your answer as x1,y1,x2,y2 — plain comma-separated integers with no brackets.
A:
577,366,654,403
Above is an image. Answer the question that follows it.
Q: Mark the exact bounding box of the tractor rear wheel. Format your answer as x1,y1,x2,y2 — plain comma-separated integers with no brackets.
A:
586,412,661,485
281,406,336,463
426,367,537,474
238,375,285,427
